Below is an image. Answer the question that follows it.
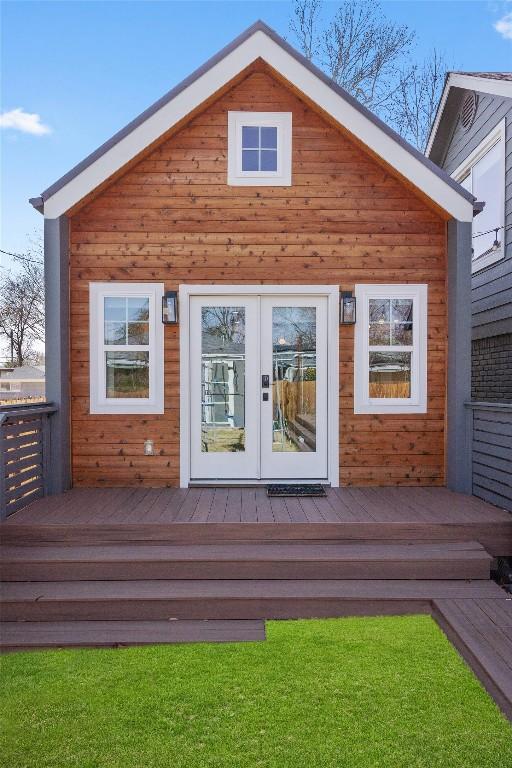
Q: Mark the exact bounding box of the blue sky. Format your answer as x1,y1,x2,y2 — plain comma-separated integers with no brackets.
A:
1,0,511,264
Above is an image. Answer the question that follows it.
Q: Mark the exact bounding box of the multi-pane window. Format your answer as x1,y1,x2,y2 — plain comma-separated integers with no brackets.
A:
104,296,150,399
368,298,413,400
228,112,292,186
354,285,427,414
90,283,164,414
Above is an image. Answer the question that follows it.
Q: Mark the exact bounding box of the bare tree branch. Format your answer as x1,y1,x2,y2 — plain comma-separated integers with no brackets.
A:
388,49,449,151
289,0,449,149
289,0,322,61
290,1,414,112
0,237,44,366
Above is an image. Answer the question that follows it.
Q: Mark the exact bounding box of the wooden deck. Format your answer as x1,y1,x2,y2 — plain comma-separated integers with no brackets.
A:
1,485,511,719
3,486,512,555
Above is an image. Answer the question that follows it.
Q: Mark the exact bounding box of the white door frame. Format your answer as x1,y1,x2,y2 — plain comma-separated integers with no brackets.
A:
179,284,340,488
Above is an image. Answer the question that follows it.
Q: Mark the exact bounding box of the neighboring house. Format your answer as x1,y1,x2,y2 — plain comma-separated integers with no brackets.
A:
426,72,512,512
29,21,478,494
0,365,45,402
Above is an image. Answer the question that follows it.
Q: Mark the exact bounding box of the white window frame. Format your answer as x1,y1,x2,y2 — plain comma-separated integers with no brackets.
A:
452,120,505,273
227,111,292,186
354,284,428,414
89,282,164,414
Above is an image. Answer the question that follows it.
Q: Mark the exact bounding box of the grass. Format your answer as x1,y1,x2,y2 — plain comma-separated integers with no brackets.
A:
1,616,511,768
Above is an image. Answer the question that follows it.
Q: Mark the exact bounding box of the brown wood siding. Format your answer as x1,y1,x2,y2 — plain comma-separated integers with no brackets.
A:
69,67,448,487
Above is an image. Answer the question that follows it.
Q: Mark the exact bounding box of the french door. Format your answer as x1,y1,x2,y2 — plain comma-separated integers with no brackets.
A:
189,294,328,481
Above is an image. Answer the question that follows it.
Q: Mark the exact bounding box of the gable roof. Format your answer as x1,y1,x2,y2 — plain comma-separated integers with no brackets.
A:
426,71,512,158
0,365,45,381
30,20,475,222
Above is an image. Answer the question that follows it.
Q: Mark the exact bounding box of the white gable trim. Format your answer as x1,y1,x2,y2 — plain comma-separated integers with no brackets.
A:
426,73,512,157
42,29,473,221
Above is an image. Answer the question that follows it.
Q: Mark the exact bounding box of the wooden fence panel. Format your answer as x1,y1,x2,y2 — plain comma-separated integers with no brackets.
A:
0,404,57,519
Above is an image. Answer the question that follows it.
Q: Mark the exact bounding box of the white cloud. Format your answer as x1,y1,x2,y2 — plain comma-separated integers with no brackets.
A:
0,108,52,135
494,12,512,39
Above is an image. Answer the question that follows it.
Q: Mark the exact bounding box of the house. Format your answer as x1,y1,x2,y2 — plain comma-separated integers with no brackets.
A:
28,21,479,493
426,72,512,511
3,23,512,702
0,365,45,402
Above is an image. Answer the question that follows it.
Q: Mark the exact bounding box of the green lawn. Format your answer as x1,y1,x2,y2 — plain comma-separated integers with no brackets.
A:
1,616,511,768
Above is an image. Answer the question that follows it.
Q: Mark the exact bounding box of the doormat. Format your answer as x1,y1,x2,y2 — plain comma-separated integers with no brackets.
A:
266,484,327,497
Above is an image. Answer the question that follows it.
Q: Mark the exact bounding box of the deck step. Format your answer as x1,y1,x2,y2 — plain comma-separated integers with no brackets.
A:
0,619,265,652
0,541,491,581
1,578,504,622
3,522,512,557
433,597,512,719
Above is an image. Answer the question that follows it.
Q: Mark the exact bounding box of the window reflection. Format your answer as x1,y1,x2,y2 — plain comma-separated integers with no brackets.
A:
105,352,149,398
201,307,246,453
272,307,316,452
369,351,411,398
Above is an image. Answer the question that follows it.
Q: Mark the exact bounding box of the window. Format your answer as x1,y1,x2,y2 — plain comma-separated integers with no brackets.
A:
453,120,505,273
354,284,427,414
227,112,292,186
89,283,164,414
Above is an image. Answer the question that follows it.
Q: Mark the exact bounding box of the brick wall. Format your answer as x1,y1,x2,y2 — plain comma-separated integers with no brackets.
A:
472,333,512,402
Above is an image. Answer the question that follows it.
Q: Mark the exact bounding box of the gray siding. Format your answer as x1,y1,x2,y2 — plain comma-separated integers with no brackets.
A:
470,404,512,512
441,88,512,340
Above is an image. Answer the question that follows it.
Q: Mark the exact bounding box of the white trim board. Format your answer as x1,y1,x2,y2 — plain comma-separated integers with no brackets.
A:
354,284,428,415
39,27,473,222
426,73,512,156
179,284,339,489
227,111,292,186
89,282,164,414
451,120,506,274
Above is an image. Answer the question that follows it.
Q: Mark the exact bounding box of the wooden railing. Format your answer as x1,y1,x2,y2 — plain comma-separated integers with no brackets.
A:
0,403,57,520
466,402,512,513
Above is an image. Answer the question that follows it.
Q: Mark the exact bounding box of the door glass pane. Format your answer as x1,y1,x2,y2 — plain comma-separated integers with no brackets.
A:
201,307,246,453
272,307,316,452
369,351,411,398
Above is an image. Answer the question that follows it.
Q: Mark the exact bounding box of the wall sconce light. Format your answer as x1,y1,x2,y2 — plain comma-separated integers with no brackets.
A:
491,228,501,252
162,291,179,324
340,292,356,324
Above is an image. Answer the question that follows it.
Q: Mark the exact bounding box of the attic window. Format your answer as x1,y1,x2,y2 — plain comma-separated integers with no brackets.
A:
228,112,292,186
459,91,478,131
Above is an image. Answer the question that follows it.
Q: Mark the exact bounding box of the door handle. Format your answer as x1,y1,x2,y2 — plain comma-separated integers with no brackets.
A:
261,375,270,388
262,392,269,402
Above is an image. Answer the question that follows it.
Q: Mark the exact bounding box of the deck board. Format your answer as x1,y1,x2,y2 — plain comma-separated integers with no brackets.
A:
2,487,511,558
6,486,510,525
0,619,266,650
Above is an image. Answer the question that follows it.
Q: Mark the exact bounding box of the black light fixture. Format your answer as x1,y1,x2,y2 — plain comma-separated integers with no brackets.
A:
491,228,501,252
162,290,178,324
340,291,356,325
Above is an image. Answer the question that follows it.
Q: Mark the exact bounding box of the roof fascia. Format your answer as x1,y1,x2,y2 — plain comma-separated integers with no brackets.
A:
39,27,474,222
426,73,512,156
